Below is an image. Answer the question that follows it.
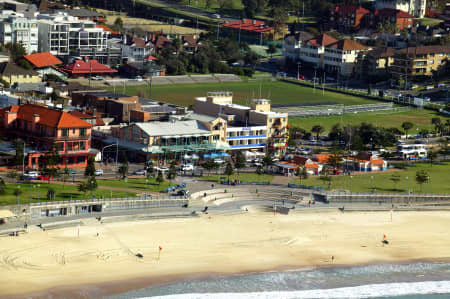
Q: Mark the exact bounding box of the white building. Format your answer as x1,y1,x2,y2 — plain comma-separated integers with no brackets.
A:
37,12,109,61
284,33,369,77
118,36,154,62
376,0,426,18
0,11,38,54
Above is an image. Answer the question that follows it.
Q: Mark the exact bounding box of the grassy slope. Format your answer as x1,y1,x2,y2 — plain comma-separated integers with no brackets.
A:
97,178,173,192
111,81,377,107
290,162,450,194
289,109,448,133
1,182,137,206
202,172,274,183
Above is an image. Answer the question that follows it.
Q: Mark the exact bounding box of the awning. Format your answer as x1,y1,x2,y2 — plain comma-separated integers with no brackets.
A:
204,154,211,158
211,153,219,158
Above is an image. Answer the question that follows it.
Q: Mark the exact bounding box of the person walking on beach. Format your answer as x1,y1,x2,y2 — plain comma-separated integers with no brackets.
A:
331,256,335,263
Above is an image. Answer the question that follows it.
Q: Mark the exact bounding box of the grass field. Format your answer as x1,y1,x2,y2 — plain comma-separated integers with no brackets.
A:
419,17,443,27
97,177,173,192
201,172,274,183
1,182,137,206
111,81,377,107
97,9,202,34
290,162,450,194
289,109,448,133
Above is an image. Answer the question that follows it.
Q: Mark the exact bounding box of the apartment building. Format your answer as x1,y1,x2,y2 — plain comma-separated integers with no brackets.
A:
37,12,111,62
0,11,38,54
355,47,396,78
282,31,314,61
193,92,288,156
0,104,94,168
324,39,369,76
287,34,369,76
376,0,426,18
391,45,450,78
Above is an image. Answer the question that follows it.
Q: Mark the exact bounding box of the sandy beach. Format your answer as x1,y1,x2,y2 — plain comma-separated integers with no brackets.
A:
1,210,450,298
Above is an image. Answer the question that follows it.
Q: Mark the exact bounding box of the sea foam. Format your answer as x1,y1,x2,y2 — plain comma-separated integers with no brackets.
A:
142,280,450,299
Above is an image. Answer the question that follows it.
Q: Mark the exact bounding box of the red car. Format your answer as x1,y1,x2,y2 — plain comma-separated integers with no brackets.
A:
298,75,305,80
38,175,54,181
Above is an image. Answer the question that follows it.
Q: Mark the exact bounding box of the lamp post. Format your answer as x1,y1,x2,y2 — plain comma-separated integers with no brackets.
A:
405,176,409,194
37,184,40,204
297,62,301,80
146,179,148,199
350,176,353,193
16,186,20,207
371,176,374,193
22,141,26,176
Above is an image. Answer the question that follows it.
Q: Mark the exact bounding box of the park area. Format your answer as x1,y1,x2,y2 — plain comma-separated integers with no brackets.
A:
290,162,450,194
289,109,448,133
112,80,377,107
0,178,174,206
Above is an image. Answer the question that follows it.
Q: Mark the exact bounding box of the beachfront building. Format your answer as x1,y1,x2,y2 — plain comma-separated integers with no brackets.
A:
108,118,229,163
376,0,426,18
0,104,95,168
37,12,113,63
193,92,288,156
0,11,38,54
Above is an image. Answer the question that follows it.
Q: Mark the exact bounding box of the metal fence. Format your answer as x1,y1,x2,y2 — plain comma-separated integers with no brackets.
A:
273,103,395,117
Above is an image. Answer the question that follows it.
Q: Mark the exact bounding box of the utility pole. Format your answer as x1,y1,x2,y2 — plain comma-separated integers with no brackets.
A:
297,61,301,80
323,72,325,96
115,138,119,171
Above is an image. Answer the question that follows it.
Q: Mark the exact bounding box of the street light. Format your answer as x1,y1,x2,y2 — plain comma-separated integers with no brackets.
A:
371,176,374,193
405,176,409,194
297,62,301,80
350,176,353,193
146,179,149,199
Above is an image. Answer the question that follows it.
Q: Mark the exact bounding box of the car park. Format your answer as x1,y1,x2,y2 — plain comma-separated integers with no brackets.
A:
94,169,104,176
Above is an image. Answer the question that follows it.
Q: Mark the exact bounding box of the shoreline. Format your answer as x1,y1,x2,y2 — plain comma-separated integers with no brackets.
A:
9,257,450,299
2,210,450,298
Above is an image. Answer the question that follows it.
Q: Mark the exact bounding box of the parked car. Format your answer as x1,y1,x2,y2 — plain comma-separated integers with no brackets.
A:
154,166,169,172
135,76,143,82
94,169,104,176
213,159,225,164
181,164,194,171
91,76,104,81
22,171,39,180
133,169,146,175
38,175,53,181
176,189,190,197
211,13,221,18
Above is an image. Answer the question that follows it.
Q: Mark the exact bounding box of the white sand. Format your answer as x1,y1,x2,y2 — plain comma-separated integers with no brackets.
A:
1,210,450,297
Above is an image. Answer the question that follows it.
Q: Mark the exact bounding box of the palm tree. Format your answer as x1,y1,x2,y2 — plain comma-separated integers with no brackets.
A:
311,125,324,141
401,122,413,139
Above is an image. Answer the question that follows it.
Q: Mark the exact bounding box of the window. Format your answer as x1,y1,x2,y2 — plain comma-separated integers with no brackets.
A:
62,128,68,137
80,128,86,136
72,128,76,134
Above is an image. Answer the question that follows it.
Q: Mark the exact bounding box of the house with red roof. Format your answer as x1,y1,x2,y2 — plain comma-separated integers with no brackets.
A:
20,52,67,80
60,59,118,77
0,104,95,168
343,153,388,172
329,5,370,32
221,19,286,45
374,8,414,30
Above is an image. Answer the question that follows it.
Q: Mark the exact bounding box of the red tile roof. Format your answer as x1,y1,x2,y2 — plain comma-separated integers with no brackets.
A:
305,34,338,47
329,39,368,51
222,19,273,33
2,104,92,128
23,52,62,68
96,24,119,35
333,5,370,14
60,59,118,75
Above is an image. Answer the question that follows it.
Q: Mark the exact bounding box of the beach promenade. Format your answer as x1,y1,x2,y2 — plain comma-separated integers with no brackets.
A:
1,197,450,298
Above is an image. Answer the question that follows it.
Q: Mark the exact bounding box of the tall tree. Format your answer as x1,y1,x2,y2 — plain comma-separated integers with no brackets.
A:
415,170,429,193
266,43,277,58
12,139,24,168
118,156,129,179
401,122,414,139
234,152,246,176
224,161,234,182
156,170,164,185
311,125,324,141
390,174,401,191
432,117,442,135
85,156,96,177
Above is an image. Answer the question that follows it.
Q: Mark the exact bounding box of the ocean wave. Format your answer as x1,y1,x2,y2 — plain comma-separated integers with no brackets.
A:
142,280,450,299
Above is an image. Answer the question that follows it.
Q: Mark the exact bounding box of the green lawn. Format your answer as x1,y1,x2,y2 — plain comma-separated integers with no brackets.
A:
111,81,377,107
2,182,137,206
97,178,174,192
419,17,443,27
290,162,450,194
179,0,243,11
201,172,274,183
289,109,448,133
